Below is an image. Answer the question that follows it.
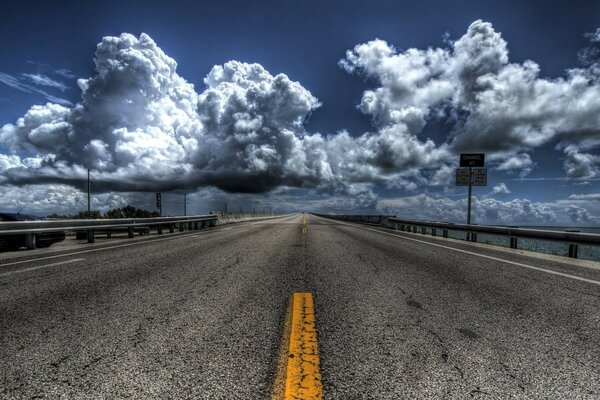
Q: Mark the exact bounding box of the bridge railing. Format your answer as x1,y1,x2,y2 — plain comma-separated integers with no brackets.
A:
314,214,600,259
0,214,219,249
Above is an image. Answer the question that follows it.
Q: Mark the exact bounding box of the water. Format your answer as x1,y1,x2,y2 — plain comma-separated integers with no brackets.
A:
407,225,600,262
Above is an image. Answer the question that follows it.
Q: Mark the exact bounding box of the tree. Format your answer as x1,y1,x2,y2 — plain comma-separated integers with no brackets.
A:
105,208,124,219
74,210,102,219
104,205,159,219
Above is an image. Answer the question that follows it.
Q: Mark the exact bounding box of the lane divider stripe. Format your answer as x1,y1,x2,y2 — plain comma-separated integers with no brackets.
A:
0,220,269,268
325,217,600,287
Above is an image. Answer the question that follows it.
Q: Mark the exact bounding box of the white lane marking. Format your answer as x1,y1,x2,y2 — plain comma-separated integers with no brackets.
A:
0,258,85,277
171,234,200,241
324,217,600,287
0,227,235,268
0,216,291,269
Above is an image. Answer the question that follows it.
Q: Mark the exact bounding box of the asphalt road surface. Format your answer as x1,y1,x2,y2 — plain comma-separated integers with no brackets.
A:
1,214,599,399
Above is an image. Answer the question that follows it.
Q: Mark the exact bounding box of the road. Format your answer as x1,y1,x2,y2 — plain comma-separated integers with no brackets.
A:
1,214,599,399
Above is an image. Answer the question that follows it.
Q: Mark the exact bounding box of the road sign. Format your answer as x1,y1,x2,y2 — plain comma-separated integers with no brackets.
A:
472,168,487,186
460,153,485,167
456,168,470,186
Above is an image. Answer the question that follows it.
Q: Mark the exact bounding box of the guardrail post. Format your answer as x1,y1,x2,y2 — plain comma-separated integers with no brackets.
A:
443,229,448,238
466,232,477,242
158,225,163,235
25,233,36,250
509,237,518,249
421,227,426,235
179,223,184,232
87,229,95,243
128,227,134,238
412,226,417,233
169,224,174,233
568,244,578,258
432,228,436,237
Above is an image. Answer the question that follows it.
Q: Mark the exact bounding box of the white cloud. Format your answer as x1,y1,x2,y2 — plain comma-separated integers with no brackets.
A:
0,31,453,196
0,183,134,216
22,73,68,92
2,23,600,212
0,72,72,106
565,204,599,223
562,144,599,179
341,20,600,178
0,34,330,193
490,182,510,195
377,194,558,225
495,153,534,175
569,193,600,201
429,164,455,186
54,68,77,79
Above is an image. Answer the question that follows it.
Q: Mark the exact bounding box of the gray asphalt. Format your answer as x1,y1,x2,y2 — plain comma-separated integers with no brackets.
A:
1,214,599,399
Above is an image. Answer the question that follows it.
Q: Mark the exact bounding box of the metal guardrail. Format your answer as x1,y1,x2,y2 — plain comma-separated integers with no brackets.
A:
312,214,394,225
0,214,218,249
315,214,600,259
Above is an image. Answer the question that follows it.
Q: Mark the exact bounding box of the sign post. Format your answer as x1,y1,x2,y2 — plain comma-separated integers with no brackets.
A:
457,154,486,225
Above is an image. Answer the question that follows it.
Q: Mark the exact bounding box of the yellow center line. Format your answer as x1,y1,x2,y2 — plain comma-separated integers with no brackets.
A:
273,292,323,400
301,214,308,236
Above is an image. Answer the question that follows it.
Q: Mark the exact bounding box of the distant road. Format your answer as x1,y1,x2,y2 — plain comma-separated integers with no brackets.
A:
1,214,599,398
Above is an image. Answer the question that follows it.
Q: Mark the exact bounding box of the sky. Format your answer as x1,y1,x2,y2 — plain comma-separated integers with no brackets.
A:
0,0,599,225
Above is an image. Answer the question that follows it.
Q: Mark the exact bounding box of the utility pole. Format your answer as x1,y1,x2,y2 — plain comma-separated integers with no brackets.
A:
156,192,162,217
184,193,187,216
87,169,91,213
467,167,472,225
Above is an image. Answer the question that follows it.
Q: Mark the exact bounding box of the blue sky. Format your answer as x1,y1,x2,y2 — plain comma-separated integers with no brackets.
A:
0,0,599,225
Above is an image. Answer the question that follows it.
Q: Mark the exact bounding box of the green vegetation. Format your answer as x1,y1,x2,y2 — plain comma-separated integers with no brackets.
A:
105,205,159,219
48,205,159,220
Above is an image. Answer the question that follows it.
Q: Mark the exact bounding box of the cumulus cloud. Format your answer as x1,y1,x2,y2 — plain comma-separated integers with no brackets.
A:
429,164,455,186
0,33,335,193
490,182,510,195
0,183,134,216
2,22,600,207
377,194,556,224
568,193,600,201
0,31,455,196
565,204,599,223
562,144,599,179
341,20,600,178
495,153,534,175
